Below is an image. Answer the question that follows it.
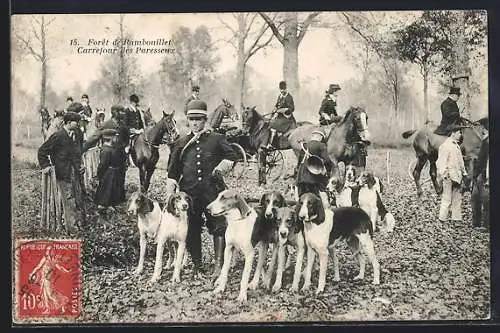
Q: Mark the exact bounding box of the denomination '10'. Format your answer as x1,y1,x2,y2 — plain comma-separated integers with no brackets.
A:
21,293,43,310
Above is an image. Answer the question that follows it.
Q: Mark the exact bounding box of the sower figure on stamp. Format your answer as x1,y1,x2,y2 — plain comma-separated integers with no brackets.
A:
94,129,127,215
184,85,200,116
436,123,468,223
167,100,240,279
29,245,71,314
38,111,86,233
124,94,155,154
296,130,338,208
264,81,295,149
318,84,342,126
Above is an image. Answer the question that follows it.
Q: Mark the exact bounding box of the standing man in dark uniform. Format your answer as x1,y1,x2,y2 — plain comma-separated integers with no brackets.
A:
265,81,296,149
167,100,240,278
435,87,462,135
38,111,86,233
318,84,341,125
124,94,155,153
184,85,200,115
80,94,93,138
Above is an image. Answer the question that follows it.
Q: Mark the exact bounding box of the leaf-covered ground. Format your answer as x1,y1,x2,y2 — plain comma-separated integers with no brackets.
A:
11,148,490,323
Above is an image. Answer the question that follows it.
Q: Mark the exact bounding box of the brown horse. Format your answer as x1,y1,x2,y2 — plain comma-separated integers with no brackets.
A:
207,98,239,132
287,106,371,176
130,110,179,192
471,135,489,227
402,117,488,197
240,106,312,185
39,107,51,140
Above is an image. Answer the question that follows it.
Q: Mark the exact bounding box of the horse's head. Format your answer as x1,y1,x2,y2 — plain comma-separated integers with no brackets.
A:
159,110,180,144
241,105,258,133
221,98,239,120
460,119,489,192
344,106,371,145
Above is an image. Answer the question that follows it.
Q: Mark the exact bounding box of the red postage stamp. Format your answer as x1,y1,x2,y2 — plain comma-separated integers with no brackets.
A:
14,239,81,322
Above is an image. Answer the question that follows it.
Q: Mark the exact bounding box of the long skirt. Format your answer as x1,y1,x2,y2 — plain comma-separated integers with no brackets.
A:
94,168,124,207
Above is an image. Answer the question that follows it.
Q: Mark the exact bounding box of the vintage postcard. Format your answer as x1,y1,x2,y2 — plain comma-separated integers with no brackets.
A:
11,10,489,324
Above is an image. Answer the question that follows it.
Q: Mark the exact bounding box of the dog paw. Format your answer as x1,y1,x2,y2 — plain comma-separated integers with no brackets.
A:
333,276,341,282
289,284,299,292
149,275,160,283
272,283,282,292
171,275,181,283
213,285,224,294
237,292,248,302
315,287,324,295
248,280,258,291
353,274,364,281
132,267,143,275
372,279,380,285
301,283,310,292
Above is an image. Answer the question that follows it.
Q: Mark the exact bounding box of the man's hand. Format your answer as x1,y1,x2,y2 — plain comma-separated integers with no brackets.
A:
79,166,85,175
322,113,331,120
42,166,52,174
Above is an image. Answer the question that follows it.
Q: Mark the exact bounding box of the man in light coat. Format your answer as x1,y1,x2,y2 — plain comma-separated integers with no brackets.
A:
436,123,468,222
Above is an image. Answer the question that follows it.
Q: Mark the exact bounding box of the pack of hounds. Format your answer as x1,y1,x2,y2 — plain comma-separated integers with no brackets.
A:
127,167,396,302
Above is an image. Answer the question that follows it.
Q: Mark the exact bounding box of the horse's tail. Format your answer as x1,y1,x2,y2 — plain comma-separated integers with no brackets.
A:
402,129,417,139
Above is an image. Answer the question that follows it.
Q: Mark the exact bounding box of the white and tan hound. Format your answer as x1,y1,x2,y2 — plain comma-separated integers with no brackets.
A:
297,193,380,294
127,191,191,283
207,189,268,302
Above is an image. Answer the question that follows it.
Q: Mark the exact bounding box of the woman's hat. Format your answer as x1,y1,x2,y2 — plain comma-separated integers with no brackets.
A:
67,102,84,113
186,100,208,117
446,123,467,135
449,87,461,96
130,94,140,103
326,84,341,94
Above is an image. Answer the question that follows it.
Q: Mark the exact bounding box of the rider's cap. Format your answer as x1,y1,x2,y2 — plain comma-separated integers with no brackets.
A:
446,123,467,135
326,84,341,94
279,81,287,90
130,94,140,103
97,109,105,115
192,85,200,92
63,111,81,123
449,87,461,96
81,94,89,99
186,100,208,117
101,128,119,138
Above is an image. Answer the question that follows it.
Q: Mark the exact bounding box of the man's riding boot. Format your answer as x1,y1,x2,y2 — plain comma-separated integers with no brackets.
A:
212,235,225,281
265,129,276,149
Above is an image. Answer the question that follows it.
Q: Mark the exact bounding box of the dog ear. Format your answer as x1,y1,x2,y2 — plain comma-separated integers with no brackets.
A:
276,192,285,207
367,173,376,189
378,177,384,194
236,194,251,216
138,193,154,216
166,193,177,215
313,194,325,225
259,193,267,207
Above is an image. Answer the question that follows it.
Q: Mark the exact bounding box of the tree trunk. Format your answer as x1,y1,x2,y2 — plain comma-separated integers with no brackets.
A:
451,11,471,119
423,67,429,122
40,16,47,109
236,15,246,113
283,13,300,101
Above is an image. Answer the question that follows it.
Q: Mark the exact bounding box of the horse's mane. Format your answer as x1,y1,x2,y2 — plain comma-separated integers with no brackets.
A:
474,117,489,130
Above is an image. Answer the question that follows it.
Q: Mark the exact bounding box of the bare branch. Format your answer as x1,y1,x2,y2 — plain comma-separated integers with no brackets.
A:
15,33,42,61
218,14,237,36
297,12,320,42
244,13,258,38
246,30,274,63
258,12,284,44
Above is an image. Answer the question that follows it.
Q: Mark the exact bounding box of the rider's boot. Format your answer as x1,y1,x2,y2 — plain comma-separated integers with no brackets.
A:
264,129,276,149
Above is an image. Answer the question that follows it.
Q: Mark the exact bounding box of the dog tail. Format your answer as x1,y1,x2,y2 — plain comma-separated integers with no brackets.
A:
402,129,416,139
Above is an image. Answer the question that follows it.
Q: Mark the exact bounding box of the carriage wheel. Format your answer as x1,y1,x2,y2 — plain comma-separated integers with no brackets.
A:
265,150,284,182
228,143,248,180
408,158,431,183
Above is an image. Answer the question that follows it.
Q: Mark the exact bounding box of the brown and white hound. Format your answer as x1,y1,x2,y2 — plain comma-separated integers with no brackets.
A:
297,192,380,294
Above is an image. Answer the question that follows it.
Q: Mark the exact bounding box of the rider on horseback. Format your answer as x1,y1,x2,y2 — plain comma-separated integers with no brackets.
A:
124,94,155,154
435,87,463,135
318,84,342,125
264,80,295,149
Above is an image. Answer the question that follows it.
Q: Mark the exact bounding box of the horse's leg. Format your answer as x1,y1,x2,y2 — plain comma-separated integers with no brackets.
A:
144,164,156,193
413,155,427,198
138,164,146,193
428,153,441,195
257,149,267,186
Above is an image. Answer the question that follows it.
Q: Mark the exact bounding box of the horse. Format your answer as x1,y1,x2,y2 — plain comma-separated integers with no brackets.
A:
471,135,489,227
207,98,239,133
85,108,106,139
39,107,51,140
401,117,488,197
287,106,371,179
130,110,180,193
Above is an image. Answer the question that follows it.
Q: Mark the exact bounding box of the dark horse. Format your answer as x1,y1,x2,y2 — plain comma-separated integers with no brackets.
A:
402,117,488,197
39,107,51,140
287,106,371,178
130,110,179,192
207,98,239,132
240,106,313,185
471,134,489,227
